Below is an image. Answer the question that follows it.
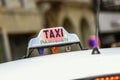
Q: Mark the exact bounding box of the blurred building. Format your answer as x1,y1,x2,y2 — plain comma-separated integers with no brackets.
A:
93,0,120,48
0,0,96,63
0,0,42,62
0,0,119,63
36,0,96,48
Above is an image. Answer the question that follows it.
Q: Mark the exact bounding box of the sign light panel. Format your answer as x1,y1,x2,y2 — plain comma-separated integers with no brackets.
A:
41,27,67,43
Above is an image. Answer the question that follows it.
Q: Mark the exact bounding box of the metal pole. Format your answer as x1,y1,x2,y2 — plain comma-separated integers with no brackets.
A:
95,0,100,48
92,0,101,54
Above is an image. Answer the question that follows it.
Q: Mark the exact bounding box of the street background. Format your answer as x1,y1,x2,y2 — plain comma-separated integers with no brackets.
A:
0,0,120,63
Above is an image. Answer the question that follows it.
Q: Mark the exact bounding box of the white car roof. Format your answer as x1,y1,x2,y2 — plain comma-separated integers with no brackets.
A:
0,47,120,80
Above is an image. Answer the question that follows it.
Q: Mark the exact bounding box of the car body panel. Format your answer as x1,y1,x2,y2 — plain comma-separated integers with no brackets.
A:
0,47,120,80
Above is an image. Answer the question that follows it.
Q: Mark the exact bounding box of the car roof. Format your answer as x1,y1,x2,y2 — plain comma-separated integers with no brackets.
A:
0,47,120,80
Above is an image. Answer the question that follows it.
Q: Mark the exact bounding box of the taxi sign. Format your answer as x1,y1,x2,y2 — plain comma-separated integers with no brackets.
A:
28,27,80,49
42,27,64,43
25,27,83,58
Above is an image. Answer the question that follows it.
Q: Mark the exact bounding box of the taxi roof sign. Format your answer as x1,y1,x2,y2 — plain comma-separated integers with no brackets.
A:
28,27,81,49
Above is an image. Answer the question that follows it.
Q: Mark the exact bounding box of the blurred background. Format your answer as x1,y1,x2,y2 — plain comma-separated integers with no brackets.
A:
0,0,120,63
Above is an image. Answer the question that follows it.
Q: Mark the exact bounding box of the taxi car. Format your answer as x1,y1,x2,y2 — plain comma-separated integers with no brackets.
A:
0,27,120,80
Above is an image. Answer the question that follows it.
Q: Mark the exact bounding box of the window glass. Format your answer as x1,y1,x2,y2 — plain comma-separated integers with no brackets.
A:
19,0,24,7
1,0,6,6
101,0,120,11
